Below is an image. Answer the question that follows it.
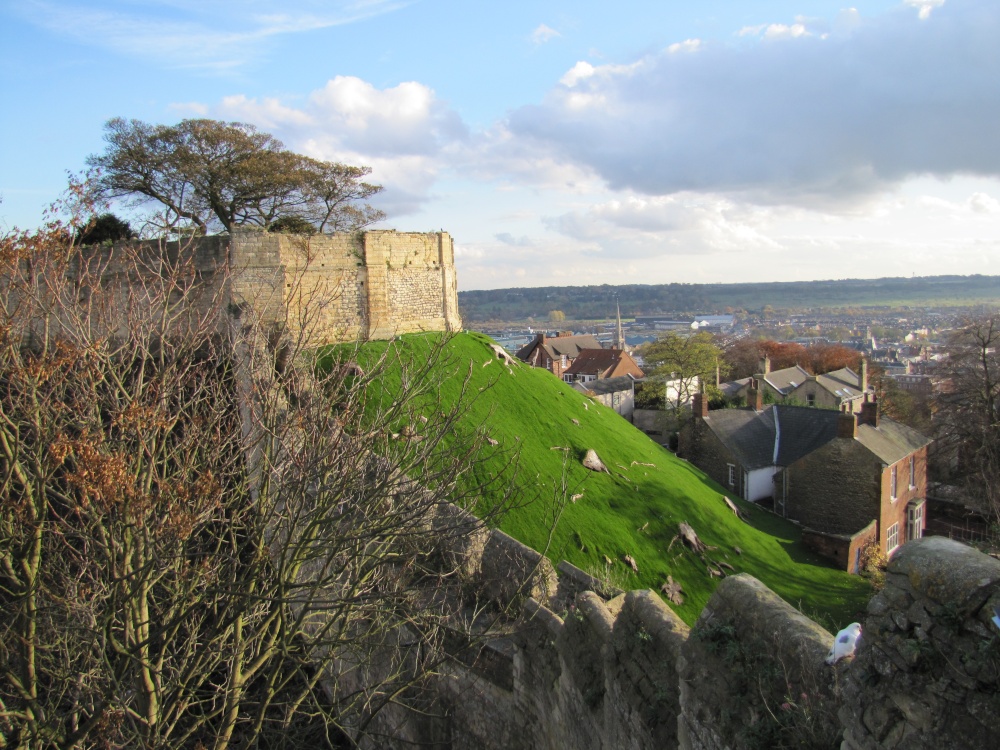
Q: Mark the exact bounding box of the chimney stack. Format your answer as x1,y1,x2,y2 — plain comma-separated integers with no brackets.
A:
860,358,869,393
859,394,879,427
838,406,858,439
693,391,709,418
760,355,772,375
747,378,763,412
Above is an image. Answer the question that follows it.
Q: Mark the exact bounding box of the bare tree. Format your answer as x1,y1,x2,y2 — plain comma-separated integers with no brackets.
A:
934,314,1000,521
0,191,518,748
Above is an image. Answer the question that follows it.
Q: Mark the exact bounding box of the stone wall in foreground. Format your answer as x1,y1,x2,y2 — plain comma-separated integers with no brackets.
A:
384,534,1000,750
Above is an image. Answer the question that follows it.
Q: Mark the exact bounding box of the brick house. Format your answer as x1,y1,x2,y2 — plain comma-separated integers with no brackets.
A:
515,332,603,379
561,348,644,384
678,391,931,571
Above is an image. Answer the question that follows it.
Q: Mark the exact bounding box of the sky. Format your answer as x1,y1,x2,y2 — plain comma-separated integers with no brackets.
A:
2,0,999,291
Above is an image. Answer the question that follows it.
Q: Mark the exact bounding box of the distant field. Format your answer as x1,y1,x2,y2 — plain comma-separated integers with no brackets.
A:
332,331,873,629
458,275,1000,322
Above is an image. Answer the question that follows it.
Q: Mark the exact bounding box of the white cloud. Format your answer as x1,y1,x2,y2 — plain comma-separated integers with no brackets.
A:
530,23,560,44
666,39,701,54
969,192,1000,214
507,0,1000,210
559,61,595,87
11,0,408,71
189,76,467,217
762,23,809,39
544,193,782,259
904,0,946,21
495,233,534,247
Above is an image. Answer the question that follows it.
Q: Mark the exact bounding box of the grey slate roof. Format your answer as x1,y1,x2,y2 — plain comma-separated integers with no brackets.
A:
515,334,603,363
773,406,840,465
763,365,812,395
811,367,864,400
856,419,932,464
699,404,931,470
719,377,750,398
700,408,777,469
542,334,602,359
582,375,636,396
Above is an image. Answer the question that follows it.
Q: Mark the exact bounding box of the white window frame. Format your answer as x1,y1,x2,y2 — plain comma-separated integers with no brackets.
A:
909,455,916,489
886,522,900,555
907,500,925,542
890,464,897,500
727,464,736,488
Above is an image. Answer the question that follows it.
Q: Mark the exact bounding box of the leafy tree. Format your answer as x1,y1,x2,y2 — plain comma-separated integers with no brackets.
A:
0,190,517,748
268,214,317,235
642,332,727,411
548,310,566,323
87,118,385,235
75,212,135,244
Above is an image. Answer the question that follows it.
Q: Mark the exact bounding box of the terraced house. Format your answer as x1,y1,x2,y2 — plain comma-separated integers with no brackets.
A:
722,356,873,413
679,392,931,571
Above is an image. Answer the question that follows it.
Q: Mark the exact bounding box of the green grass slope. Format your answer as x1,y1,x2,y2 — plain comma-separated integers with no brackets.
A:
335,331,871,628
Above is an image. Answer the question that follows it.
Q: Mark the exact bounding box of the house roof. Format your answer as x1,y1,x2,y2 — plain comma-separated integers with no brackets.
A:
809,367,865,401
698,404,931,470
856,419,932,465
563,348,644,379
772,406,840,465
578,374,637,396
762,365,812,395
515,334,602,363
719,377,750,398
699,408,777,469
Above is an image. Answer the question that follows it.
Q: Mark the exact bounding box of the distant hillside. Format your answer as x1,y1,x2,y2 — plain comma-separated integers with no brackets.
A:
459,275,1000,322
340,332,871,628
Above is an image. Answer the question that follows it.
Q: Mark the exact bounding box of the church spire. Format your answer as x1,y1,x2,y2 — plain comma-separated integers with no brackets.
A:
614,299,624,351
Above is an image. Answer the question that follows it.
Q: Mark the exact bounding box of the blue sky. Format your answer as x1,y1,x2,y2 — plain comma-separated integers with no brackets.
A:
3,0,999,290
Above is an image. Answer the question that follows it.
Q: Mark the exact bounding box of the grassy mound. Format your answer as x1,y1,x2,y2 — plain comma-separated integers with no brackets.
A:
328,331,871,628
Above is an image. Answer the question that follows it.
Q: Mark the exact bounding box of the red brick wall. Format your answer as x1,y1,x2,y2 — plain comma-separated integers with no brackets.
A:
880,446,928,556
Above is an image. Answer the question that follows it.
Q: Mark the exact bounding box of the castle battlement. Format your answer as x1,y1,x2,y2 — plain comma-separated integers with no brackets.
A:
367,511,1000,750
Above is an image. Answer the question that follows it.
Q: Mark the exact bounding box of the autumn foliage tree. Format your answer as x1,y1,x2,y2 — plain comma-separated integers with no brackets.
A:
0,191,515,748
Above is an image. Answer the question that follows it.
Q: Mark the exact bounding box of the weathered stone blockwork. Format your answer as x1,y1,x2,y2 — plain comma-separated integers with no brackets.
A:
378,531,1000,750
228,229,461,343
679,574,841,750
841,537,1000,750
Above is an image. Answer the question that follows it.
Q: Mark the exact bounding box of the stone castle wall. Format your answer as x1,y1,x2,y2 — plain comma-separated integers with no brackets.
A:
228,229,461,343
378,530,1000,750
41,229,460,348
